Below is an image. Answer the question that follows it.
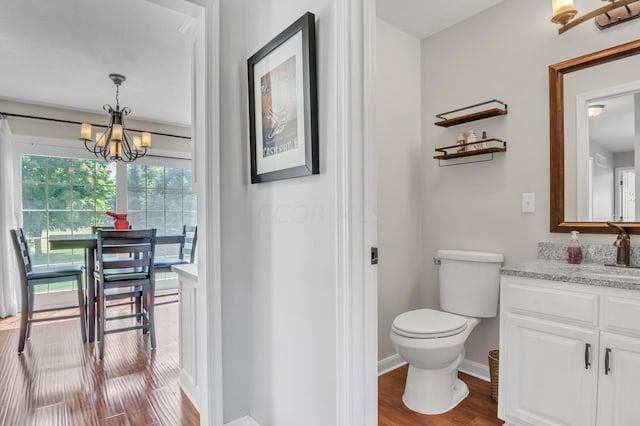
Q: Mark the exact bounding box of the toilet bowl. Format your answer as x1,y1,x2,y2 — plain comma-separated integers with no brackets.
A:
390,250,503,415
390,309,479,414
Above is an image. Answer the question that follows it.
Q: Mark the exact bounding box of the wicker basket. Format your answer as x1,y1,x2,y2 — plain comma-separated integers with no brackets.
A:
488,349,499,402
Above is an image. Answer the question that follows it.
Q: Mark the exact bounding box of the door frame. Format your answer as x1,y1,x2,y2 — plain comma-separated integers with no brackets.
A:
147,0,223,425
334,0,378,424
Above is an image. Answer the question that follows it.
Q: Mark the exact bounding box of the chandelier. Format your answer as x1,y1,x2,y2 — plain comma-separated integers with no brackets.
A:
79,73,151,162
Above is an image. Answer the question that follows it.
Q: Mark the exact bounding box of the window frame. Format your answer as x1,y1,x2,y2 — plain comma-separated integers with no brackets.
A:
13,134,193,301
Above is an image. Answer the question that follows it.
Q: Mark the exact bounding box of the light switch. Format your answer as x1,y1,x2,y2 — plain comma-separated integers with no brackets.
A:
522,193,535,213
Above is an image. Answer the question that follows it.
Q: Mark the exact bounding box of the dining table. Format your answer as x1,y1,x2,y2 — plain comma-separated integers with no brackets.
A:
49,232,186,342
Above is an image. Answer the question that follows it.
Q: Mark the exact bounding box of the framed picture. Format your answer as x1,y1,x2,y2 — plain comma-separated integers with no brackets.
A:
247,12,319,184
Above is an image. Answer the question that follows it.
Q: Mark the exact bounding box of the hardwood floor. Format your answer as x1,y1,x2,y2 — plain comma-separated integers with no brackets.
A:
0,302,199,425
379,365,504,425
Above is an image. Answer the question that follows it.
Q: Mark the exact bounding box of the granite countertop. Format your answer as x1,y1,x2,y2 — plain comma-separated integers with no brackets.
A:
501,259,640,290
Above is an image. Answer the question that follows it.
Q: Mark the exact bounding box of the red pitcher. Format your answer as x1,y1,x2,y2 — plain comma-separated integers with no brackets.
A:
105,212,129,230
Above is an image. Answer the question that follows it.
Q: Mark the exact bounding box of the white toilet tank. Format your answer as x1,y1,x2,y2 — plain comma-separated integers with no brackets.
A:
437,250,504,318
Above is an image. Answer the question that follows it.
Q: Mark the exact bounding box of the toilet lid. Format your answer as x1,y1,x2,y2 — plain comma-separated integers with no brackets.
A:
392,308,468,339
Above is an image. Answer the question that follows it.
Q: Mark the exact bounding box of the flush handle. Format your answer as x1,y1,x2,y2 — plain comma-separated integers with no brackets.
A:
584,343,591,369
605,348,612,375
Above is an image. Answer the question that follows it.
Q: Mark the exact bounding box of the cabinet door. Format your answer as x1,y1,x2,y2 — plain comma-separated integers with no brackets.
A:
596,332,640,426
502,313,598,426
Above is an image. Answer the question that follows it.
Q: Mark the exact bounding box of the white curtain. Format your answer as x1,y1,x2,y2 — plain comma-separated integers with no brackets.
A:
0,118,18,317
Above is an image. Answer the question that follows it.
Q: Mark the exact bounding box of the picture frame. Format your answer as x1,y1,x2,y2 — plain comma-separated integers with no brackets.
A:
247,12,319,184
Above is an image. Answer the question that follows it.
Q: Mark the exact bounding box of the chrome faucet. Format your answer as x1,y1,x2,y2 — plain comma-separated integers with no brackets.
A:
607,222,631,267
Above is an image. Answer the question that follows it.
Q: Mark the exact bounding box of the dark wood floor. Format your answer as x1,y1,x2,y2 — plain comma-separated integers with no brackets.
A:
0,302,199,425
379,365,504,425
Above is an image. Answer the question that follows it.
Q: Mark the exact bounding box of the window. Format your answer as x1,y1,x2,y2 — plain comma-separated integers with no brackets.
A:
19,153,195,294
21,155,116,292
127,164,197,262
127,164,196,233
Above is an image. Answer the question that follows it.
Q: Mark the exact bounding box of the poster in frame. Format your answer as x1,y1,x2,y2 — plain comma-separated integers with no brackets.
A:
247,12,319,184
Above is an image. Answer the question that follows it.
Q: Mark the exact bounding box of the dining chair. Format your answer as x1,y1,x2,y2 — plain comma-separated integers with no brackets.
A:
10,228,87,354
94,228,157,359
154,225,197,305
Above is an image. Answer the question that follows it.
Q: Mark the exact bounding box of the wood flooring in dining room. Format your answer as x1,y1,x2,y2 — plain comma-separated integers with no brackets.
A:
379,365,504,425
0,303,199,425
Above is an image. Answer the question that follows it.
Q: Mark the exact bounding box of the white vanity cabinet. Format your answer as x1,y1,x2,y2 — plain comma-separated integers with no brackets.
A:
499,275,640,426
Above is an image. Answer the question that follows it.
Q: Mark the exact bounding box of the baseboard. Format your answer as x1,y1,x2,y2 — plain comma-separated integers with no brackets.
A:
224,416,260,426
459,358,490,382
378,353,406,376
379,353,490,382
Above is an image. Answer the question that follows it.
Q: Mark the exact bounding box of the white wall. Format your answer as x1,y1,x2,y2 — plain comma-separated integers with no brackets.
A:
589,142,614,221
246,2,337,424
375,19,422,361
219,0,340,424
420,0,640,365
219,0,252,421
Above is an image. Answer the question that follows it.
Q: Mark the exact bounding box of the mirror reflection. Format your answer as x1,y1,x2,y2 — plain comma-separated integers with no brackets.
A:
562,52,640,223
582,92,638,222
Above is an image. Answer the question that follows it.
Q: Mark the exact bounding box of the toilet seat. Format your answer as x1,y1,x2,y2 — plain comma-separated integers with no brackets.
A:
392,308,468,338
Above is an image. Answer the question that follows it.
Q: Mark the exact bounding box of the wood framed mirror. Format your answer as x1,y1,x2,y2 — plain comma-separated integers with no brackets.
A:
550,39,640,234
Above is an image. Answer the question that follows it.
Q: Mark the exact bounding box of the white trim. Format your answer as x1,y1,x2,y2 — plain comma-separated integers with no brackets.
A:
197,1,223,426
377,354,491,382
459,358,491,382
147,1,222,425
223,416,260,426
335,0,377,425
378,353,406,376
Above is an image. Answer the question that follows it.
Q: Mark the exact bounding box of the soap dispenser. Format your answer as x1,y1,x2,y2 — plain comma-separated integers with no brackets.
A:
567,231,583,264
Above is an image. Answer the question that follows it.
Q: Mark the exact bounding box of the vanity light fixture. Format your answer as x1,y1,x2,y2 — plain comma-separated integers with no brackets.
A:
551,0,640,34
79,74,151,163
588,104,605,117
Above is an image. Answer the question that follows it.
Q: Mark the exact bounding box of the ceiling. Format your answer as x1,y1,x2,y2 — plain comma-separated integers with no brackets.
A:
376,0,505,40
590,94,636,153
0,0,504,127
0,0,193,126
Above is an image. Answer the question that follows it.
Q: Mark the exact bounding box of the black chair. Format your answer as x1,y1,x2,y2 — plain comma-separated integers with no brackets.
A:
154,225,197,305
10,228,87,354
94,229,157,359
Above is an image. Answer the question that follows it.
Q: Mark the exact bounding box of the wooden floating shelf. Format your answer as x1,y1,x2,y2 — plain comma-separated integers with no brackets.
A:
434,108,508,127
434,138,507,160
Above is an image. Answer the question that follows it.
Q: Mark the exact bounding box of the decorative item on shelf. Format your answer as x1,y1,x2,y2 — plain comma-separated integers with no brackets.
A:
79,74,151,163
551,0,640,34
105,211,129,230
456,132,466,153
466,130,478,152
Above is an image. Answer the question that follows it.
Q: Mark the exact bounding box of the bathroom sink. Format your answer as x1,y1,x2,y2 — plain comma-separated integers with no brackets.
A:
579,264,640,282
586,272,640,282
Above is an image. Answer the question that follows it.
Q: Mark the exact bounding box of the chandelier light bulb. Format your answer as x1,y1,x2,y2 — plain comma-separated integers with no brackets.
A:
80,123,92,140
96,132,106,147
142,132,151,147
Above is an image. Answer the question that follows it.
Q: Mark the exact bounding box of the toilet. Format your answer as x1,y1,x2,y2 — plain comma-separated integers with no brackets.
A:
390,249,503,415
